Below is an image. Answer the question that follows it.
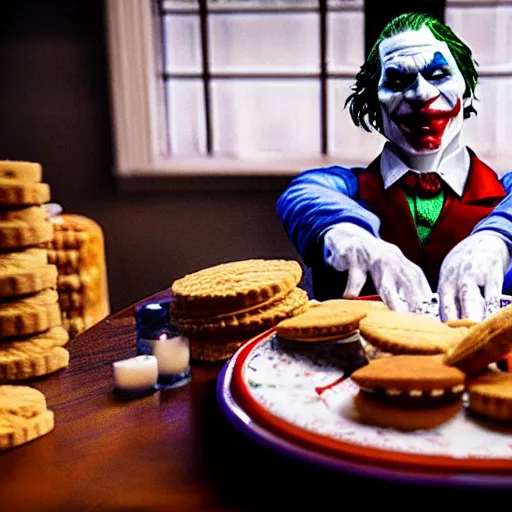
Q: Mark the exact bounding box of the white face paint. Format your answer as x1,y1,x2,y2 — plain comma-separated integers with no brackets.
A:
377,25,466,155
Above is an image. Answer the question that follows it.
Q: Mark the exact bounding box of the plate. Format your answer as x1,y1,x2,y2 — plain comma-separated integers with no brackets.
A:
217,329,512,489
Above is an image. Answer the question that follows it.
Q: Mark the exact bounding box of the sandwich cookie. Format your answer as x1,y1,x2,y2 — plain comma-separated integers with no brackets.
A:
351,355,466,431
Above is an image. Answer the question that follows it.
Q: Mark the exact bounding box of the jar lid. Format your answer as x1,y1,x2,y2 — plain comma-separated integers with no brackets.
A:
135,302,168,329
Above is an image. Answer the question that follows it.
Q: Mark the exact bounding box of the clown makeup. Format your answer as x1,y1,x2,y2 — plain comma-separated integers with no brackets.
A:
378,25,466,161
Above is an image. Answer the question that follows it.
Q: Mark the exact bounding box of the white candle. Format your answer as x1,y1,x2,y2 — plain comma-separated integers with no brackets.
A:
113,355,158,391
152,334,190,376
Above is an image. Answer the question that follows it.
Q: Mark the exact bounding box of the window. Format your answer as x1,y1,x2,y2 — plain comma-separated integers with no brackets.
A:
106,0,381,177
106,0,512,178
445,0,512,175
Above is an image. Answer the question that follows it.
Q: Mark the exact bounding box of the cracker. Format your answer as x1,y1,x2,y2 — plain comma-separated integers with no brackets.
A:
0,180,50,206
0,161,42,182
467,373,512,421
171,259,302,316
0,289,62,338
443,305,512,375
359,310,463,355
276,300,369,342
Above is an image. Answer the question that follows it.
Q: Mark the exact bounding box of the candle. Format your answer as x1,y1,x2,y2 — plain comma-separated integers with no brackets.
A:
152,334,191,389
113,355,158,397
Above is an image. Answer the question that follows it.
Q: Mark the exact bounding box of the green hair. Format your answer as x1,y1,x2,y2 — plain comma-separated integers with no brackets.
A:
345,12,479,133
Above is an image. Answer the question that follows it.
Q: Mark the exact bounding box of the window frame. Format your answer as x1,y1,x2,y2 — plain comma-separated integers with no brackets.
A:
105,0,366,178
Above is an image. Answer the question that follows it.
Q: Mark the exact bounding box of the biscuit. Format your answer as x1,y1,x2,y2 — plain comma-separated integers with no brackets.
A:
0,326,69,382
189,337,245,363
0,161,42,182
354,391,463,431
171,259,302,316
0,385,48,417
276,300,367,342
351,355,465,430
0,205,49,223
174,287,309,341
445,318,479,328
467,373,512,422
0,289,62,338
0,264,57,299
0,220,53,251
444,306,512,375
0,248,48,271
0,409,54,451
0,180,50,206
350,354,466,399
359,310,463,355
0,385,54,451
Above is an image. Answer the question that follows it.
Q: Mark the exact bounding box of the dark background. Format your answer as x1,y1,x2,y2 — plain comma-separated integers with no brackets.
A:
0,0,444,314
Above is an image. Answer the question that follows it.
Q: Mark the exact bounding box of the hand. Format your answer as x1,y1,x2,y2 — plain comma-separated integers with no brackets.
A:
323,223,433,312
438,231,510,322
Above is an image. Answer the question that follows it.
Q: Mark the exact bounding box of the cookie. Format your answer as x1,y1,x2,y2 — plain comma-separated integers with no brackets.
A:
0,385,48,417
0,326,69,382
171,259,302,317
443,305,512,375
0,180,50,206
0,161,42,182
0,409,54,451
351,355,466,401
0,289,62,338
353,391,463,431
0,264,57,299
0,220,53,251
174,287,309,341
276,300,367,342
189,337,246,364
359,310,463,355
467,372,512,422
351,355,465,431
445,318,479,328
47,248,80,271
0,385,54,451
0,248,48,271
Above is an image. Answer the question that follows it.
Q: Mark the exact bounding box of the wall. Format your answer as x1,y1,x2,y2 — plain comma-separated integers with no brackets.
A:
0,0,299,313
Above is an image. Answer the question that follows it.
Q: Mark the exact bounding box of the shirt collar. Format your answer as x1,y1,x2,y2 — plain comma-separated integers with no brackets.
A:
380,142,470,197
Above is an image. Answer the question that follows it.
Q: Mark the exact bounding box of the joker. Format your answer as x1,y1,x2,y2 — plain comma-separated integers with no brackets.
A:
277,12,512,321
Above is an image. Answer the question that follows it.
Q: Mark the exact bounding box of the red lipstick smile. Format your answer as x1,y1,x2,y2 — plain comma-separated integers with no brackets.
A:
393,98,461,151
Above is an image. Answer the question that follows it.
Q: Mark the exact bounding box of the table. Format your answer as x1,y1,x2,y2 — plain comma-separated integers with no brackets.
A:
0,289,509,511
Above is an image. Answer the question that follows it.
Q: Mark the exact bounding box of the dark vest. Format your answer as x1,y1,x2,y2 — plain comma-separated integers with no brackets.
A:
311,151,506,300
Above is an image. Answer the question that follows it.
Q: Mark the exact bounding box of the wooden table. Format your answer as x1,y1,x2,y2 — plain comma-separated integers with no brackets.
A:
0,290,508,510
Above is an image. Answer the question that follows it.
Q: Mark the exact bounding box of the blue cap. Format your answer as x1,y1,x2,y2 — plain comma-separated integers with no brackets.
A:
135,302,169,330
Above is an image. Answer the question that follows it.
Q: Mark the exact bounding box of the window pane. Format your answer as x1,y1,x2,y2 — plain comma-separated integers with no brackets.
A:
166,80,206,156
445,6,512,68
327,11,365,72
163,14,202,73
209,14,319,73
328,79,383,162
211,79,320,157
463,78,512,164
207,0,319,11
162,0,199,11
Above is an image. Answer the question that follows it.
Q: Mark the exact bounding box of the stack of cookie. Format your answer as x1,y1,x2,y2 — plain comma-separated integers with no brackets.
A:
48,213,110,337
170,259,310,363
0,160,69,383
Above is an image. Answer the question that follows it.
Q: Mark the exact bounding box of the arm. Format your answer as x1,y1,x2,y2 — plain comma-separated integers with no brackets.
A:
276,166,381,265
277,165,432,310
470,171,512,250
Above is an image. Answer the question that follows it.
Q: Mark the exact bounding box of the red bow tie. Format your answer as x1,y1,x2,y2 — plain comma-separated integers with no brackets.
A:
400,171,443,198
